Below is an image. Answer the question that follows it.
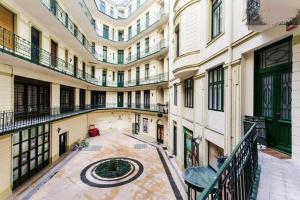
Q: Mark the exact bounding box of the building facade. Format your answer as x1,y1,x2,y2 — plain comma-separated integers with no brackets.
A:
168,0,300,171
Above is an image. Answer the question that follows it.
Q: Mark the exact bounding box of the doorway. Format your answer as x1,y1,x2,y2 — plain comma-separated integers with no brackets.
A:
157,120,164,144
173,124,177,155
117,71,124,87
73,56,78,77
59,132,68,156
31,27,40,64
254,37,292,154
117,92,124,107
51,40,58,67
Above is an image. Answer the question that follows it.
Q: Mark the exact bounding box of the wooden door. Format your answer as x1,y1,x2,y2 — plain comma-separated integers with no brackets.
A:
51,40,57,67
0,5,14,49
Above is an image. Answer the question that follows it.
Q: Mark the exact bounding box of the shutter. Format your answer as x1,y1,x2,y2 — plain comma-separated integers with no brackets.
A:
0,5,14,49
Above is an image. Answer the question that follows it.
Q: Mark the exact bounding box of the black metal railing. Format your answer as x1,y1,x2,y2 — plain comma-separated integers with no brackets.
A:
0,103,168,134
186,123,258,200
247,0,263,25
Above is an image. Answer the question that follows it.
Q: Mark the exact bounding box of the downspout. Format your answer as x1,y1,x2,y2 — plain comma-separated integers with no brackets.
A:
226,0,234,154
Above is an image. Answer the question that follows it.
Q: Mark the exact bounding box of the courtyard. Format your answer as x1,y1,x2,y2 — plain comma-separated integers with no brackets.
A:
14,132,184,200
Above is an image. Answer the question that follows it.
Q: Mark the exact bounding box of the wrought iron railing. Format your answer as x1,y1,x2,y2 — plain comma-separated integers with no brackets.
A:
94,0,147,19
95,11,166,42
246,0,263,25
0,26,168,87
0,104,168,134
192,123,258,200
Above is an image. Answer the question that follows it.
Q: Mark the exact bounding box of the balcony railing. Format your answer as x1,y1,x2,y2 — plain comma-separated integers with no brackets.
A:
94,0,147,19
0,27,168,87
246,0,263,26
95,11,166,42
0,103,168,134
79,0,96,29
184,122,259,200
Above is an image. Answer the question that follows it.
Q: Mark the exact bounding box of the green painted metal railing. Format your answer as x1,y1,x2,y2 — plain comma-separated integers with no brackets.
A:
196,123,258,200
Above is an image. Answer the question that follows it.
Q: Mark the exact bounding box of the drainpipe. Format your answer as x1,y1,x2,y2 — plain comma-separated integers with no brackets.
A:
225,0,234,154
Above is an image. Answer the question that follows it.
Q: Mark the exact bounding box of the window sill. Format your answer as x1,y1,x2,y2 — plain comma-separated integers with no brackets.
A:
208,108,224,112
206,32,225,47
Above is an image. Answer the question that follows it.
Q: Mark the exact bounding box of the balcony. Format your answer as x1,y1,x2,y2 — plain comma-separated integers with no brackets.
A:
0,104,168,135
183,122,260,200
0,26,168,88
247,0,300,32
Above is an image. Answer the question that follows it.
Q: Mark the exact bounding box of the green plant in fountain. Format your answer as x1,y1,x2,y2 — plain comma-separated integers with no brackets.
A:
95,158,131,178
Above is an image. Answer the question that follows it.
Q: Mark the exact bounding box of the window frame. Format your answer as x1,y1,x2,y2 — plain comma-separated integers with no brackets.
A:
174,84,177,106
211,0,222,39
184,78,193,108
208,66,224,111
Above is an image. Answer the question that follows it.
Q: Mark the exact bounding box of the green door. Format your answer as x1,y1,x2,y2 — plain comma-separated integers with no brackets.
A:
255,37,292,154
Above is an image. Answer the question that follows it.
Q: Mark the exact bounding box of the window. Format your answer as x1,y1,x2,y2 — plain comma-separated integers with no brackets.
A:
146,12,150,28
184,78,193,108
103,46,107,62
113,71,115,81
91,91,106,108
128,47,132,61
118,30,124,41
128,91,132,107
175,25,180,57
145,37,149,54
212,0,222,39
143,118,148,133
110,6,114,17
118,50,124,64
137,19,140,34
174,84,177,106
128,26,132,40
82,62,86,79
60,85,75,112
103,25,109,39
91,66,95,78
144,90,150,109
102,70,107,86
136,42,140,60
136,91,141,108
208,66,224,111
100,1,105,13
64,49,68,67
137,0,141,8
145,64,149,80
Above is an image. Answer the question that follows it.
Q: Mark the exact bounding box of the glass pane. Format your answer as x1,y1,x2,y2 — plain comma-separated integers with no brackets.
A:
21,164,28,176
38,136,43,145
13,157,19,168
38,125,43,135
218,84,222,110
21,153,27,164
22,141,28,153
38,146,43,155
280,71,292,120
30,139,36,149
30,159,36,170
44,152,49,161
30,149,36,159
262,75,273,117
13,145,19,157
31,127,36,138
44,134,49,142
263,41,291,68
13,170,19,181
38,155,42,165
22,130,29,141
44,143,49,151
13,132,20,144
45,124,49,132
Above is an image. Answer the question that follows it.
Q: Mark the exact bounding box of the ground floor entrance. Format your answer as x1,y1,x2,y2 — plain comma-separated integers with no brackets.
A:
157,120,164,144
255,37,292,154
59,132,68,156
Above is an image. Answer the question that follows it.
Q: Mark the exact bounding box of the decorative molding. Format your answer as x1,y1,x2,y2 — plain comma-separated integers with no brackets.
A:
206,32,225,47
173,50,200,62
292,35,300,45
0,71,13,77
173,0,200,24
194,72,206,80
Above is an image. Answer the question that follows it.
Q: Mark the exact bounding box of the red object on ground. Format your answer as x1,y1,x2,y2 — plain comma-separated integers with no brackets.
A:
89,128,100,137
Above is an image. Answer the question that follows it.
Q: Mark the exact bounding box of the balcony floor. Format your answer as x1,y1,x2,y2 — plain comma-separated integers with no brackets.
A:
257,150,300,200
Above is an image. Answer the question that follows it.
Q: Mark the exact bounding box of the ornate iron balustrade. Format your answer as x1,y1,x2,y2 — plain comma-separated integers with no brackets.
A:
247,0,263,25
95,11,166,42
191,123,258,200
79,0,96,28
94,0,147,19
0,104,167,135
0,27,168,88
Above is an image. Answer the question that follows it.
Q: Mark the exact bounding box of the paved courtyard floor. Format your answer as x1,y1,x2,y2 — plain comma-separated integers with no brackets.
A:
257,151,300,200
16,132,183,200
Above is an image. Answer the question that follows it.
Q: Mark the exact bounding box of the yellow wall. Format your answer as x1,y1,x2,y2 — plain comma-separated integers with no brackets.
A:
50,115,88,162
0,134,12,199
